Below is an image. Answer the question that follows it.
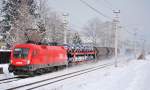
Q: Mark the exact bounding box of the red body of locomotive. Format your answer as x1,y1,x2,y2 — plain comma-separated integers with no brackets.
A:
9,44,68,75
8,43,96,76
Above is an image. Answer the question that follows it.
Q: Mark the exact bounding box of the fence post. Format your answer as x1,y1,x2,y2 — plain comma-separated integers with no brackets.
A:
0,67,4,74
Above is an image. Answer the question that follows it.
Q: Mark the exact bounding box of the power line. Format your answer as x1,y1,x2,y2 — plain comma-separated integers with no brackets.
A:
125,30,134,35
79,0,112,20
122,26,145,40
93,0,113,11
103,0,115,10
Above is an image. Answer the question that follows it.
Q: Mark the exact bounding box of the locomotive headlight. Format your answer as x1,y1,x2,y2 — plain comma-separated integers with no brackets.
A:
10,60,13,63
26,60,30,64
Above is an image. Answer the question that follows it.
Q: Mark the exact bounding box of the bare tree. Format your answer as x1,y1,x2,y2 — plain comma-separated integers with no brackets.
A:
83,17,114,47
37,0,65,44
83,18,103,46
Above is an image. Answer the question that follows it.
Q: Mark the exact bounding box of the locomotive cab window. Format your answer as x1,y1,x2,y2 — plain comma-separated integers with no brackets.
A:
13,48,29,59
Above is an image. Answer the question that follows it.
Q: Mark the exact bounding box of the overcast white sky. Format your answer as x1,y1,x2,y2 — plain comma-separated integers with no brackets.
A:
48,0,150,46
0,0,149,47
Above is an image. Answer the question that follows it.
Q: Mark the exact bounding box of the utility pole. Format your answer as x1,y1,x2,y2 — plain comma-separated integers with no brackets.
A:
142,40,146,51
134,28,137,59
142,39,146,60
113,10,120,67
63,13,69,44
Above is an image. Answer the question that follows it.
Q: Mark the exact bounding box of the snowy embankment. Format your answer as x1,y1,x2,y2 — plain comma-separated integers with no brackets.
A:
37,55,150,90
0,55,150,90
0,64,13,79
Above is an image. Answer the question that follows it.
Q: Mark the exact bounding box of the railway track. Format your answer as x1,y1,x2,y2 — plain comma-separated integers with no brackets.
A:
0,77,22,84
6,63,114,90
0,77,15,82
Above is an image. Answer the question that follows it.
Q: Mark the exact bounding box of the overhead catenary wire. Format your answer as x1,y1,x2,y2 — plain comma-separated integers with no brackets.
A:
70,16,145,51
119,26,146,50
122,26,145,40
79,0,112,20
93,0,113,11
103,0,115,10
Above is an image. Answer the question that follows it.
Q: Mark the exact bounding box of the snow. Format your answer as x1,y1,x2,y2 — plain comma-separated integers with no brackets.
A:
0,64,14,79
0,55,150,90
36,55,150,90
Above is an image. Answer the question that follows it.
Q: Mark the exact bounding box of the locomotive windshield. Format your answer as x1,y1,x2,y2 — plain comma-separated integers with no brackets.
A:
13,48,29,59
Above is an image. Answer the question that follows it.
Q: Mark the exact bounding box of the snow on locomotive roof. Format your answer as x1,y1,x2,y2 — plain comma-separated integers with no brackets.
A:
0,49,11,52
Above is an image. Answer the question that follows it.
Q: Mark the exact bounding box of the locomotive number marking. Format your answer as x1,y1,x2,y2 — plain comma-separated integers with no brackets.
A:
16,62,23,64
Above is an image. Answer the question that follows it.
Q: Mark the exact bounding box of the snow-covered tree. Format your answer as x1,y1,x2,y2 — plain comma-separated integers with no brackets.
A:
0,0,67,48
1,0,37,47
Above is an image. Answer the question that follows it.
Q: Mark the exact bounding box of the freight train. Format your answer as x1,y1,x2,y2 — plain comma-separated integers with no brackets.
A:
8,42,96,76
95,47,115,59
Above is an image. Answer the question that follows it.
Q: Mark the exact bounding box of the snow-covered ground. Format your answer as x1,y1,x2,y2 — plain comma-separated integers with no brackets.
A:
0,55,150,90
34,55,150,90
0,64,14,79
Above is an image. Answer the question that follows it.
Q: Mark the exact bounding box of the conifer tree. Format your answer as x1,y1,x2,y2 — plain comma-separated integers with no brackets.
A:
72,33,82,45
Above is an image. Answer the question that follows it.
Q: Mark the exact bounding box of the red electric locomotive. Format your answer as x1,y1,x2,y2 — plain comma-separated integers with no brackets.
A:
8,43,68,76
8,42,96,76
